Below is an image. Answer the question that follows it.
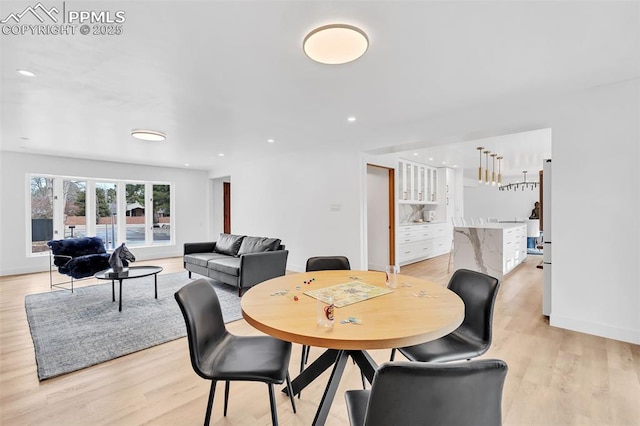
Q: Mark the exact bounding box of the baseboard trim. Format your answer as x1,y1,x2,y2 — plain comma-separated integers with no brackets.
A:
550,315,640,345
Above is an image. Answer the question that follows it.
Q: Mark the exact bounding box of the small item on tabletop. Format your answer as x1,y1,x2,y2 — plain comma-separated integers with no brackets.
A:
385,265,398,289
317,291,335,328
341,316,363,325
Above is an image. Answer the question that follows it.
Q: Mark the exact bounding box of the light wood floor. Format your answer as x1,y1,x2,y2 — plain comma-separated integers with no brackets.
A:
1,255,639,425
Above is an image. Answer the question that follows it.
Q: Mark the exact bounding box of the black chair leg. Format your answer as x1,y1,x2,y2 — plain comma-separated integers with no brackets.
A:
205,380,216,426
300,345,308,373
299,345,309,399
390,348,396,361
268,383,278,426
223,381,230,416
285,373,296,413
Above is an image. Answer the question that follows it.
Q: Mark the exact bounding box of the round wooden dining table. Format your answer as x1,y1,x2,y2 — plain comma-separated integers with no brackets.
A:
241,270,464,426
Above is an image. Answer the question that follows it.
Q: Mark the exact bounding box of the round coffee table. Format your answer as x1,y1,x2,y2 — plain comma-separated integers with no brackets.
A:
95,266,163,311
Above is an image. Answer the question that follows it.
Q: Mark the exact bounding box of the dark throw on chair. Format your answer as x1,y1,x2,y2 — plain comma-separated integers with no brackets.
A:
344,359,508,426
175,278,296,425
391,268,500,363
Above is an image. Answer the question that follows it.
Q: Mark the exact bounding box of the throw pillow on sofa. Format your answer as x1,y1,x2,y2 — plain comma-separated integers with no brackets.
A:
213,233,245,256
237,236,281,256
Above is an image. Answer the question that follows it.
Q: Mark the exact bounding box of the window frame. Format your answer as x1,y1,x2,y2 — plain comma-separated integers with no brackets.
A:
27,174,174,257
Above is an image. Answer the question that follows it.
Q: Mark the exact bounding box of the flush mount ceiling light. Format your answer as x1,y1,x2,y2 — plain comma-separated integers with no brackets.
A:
17,69,35,77
303,24,369,64
131,129,166,141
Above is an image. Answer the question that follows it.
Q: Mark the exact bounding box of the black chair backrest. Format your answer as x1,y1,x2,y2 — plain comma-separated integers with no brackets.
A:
448,268,500,346
306,256,351,272
175,279,228,378
364,360,508,426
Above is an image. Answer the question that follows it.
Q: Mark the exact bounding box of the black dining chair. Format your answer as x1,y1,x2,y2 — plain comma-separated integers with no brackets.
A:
301,256,351,372
175,279,296,426
344,359,508,426
390,268,500,363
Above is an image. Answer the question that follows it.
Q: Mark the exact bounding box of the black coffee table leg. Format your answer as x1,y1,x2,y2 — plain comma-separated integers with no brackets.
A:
119,279,123,312
154,273,158,299
111,279,115,302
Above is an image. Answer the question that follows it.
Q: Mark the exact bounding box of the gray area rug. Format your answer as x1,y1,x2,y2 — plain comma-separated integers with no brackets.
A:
25,271,242,381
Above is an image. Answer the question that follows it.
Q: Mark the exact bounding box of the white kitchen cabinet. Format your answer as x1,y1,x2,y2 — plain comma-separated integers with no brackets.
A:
398,159,438,204
398,222,453,266
436,167,458,223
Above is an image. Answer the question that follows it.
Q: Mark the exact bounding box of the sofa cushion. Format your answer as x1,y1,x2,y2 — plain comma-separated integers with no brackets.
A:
184,253,230,268
237,236,282,255
207,257,241,277
213,234,245,256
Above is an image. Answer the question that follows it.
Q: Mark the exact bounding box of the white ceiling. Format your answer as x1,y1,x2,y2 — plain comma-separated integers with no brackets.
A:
1,1,638,172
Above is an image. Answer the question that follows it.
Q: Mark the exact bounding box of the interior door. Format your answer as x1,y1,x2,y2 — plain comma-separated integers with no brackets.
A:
367,164,395,270
223,182,231,234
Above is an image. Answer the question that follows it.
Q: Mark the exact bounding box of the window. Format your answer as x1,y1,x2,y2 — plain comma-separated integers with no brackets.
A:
96,182,118,250
152,184,171,245
28,175,172,255
125,183,146,247
63,179,86,239
30,176,54,254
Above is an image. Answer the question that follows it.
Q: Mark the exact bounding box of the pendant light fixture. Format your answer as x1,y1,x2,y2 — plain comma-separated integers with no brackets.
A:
490,153,497,186
484,150,490,185
499,171,539,191
477,146,484,183
497,156,503,186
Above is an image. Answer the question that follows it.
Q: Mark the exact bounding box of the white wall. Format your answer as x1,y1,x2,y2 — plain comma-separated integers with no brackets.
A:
464,180,539,221
220,149,363,272
0,152,211,276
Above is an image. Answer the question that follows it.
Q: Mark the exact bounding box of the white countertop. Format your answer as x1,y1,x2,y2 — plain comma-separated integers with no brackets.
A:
400,221,448,226
454,222,525,230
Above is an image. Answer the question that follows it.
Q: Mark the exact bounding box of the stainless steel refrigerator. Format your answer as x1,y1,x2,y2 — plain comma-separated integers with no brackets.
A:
542,159,552,316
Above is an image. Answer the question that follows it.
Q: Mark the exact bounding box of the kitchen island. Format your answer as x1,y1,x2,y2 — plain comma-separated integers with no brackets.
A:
453,223,527,279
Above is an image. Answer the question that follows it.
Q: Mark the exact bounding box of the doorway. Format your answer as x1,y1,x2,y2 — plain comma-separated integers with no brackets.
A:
223,182,231,234
366,164,395,270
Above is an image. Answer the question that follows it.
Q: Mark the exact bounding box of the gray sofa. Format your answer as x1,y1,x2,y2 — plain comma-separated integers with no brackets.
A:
183,233,288,296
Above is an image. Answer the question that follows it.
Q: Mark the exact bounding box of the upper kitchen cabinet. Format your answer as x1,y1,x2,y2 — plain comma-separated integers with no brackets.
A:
436,167,458,223
398,159,438,204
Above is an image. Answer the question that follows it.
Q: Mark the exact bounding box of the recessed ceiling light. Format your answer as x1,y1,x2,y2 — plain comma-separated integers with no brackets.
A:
218,153,225,157
428,157,434,161
184,163,190,167
17,69,35,77
267,139,275,143
131,129,166,141
303,24,369,65
413,153,419,156
347,116,356,122
442,161,447,165
453,165,458,168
